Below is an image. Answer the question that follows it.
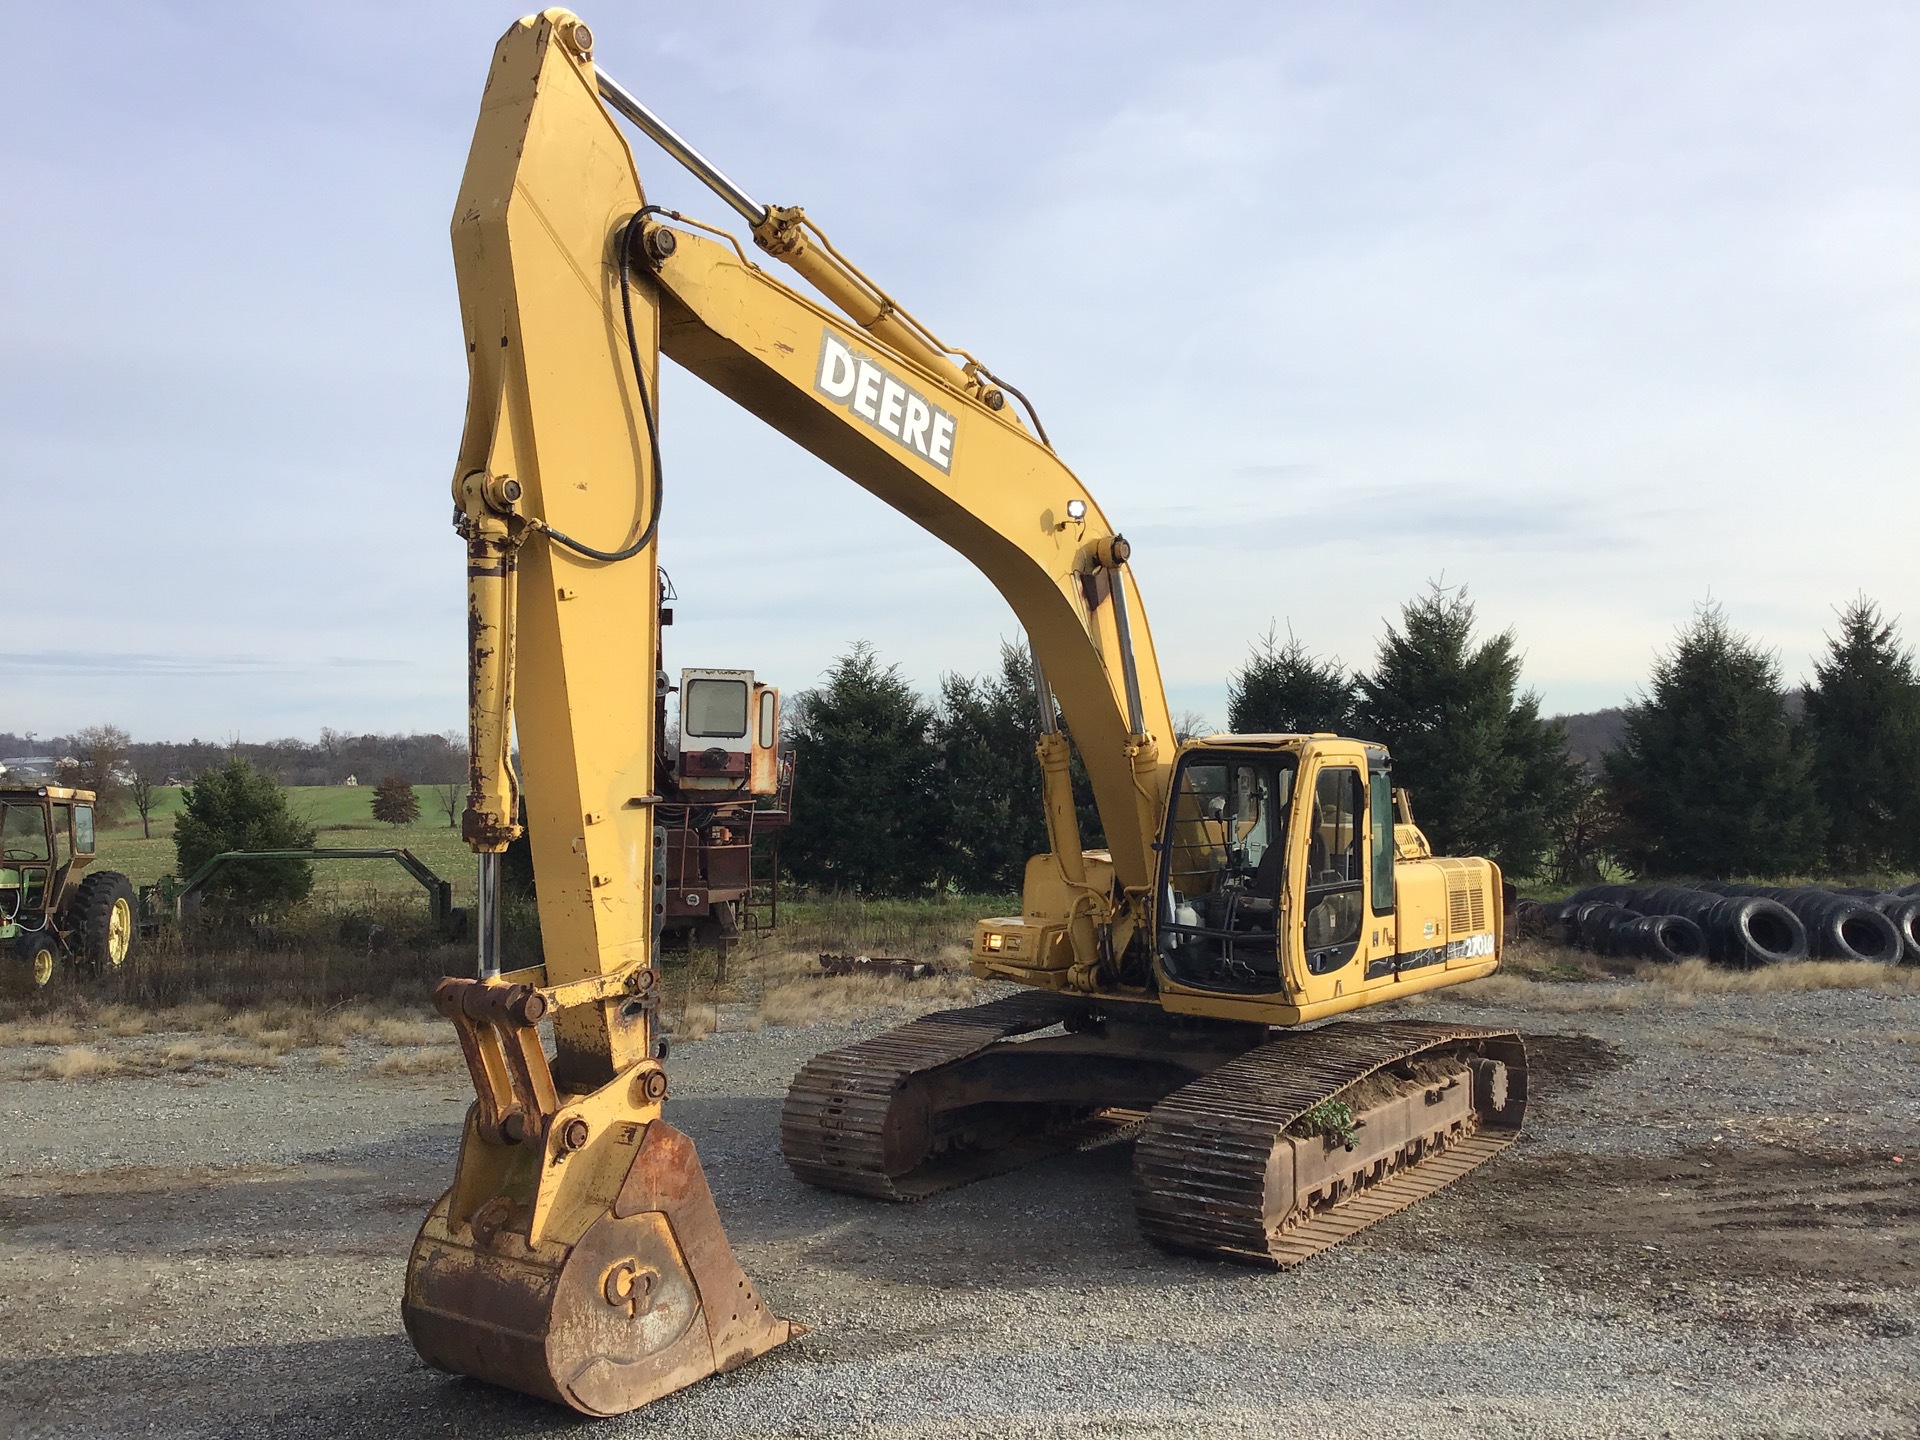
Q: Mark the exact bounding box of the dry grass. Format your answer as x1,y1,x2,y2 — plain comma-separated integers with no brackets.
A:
373,1047,463,1076
1449,951,1920,1014
159,1039,282,1071
30,1046,124,1081
1637,958,1920,995
199,1042,283,1070
370,1017,444,1047
645,889,1004,1033
759,971,981,1028
1495,938,1613,982
0,992,456,1082
670,1003,717,1042
67,915,468,1011
753,892,1009,966
1451,973,1652,1013
0,1019,85,1047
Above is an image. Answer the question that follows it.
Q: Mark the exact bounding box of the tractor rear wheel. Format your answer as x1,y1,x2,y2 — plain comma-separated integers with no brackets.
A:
71,872,137,970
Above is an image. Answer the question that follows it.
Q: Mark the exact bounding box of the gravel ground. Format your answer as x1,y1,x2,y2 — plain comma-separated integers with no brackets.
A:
1,981,1916,1439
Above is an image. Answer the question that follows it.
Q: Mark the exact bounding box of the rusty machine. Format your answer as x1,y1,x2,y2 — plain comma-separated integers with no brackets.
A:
655,665,791,953
406,10,1526,1416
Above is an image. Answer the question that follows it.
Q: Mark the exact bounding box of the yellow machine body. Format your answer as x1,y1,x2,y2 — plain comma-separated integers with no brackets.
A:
410,8,1512,1417
971,736,1501,1024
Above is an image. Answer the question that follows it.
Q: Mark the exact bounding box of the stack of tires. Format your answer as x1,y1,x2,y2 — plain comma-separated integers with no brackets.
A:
1515,882,1920,969
1513,894,1717,965
1695,883,1913,966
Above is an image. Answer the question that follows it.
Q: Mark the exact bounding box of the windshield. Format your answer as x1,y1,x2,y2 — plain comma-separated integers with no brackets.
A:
1158,752,1296,993
684,679,750,739
0,803,51,862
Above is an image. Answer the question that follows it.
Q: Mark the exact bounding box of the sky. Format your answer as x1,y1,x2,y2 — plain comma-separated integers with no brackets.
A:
4,1,1915,743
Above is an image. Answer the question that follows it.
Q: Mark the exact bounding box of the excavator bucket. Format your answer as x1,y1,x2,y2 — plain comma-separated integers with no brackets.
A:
405,1118,799,1416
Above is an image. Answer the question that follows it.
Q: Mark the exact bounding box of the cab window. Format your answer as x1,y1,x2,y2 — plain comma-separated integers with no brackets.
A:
1302,767,1364,974
73,805,95,855
1368,773,1394,915
0,804,51,862
683,679,749,739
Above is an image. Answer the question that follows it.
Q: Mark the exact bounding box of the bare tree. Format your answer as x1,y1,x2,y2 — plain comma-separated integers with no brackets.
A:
129,769,163,839
1172,709,1215,742
433,730,466,827
61,724,132,825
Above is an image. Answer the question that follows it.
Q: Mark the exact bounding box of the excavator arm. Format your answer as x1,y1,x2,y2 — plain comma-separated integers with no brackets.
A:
405,7,1178,1414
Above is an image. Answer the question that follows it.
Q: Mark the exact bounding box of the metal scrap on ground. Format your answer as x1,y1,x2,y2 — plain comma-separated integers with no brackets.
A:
816,953,949,980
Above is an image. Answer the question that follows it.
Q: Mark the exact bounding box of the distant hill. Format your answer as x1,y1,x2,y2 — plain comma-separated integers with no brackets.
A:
1552,687,1806,775
1554,708,1627,773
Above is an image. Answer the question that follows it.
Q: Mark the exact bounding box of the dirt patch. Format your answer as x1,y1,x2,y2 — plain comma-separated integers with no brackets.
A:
1522,1031,1629,1091
1445,1143,1918,1313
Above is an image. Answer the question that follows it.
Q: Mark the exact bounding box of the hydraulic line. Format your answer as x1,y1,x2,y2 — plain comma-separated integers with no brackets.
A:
526,210,664,564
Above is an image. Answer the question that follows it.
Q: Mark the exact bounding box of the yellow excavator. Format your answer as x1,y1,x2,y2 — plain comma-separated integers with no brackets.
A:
404,9,1526,1416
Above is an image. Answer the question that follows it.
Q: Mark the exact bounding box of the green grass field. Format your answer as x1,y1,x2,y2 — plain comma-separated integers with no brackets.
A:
95,785,476,905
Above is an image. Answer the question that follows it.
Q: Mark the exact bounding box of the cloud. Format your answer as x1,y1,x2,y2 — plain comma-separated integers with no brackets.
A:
0,653,406,678
5,1,1916,738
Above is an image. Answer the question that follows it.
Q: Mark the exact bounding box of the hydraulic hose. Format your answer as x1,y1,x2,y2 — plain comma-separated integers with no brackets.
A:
529,210,664,564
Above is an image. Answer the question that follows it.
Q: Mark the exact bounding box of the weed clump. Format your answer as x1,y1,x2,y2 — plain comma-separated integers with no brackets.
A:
34,1046,123,1081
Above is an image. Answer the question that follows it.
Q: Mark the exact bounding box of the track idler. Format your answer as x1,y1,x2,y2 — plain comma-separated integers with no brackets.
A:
403,977,799,1415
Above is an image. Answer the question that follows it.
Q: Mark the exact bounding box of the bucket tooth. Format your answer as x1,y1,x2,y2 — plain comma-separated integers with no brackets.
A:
403,1120,800,1417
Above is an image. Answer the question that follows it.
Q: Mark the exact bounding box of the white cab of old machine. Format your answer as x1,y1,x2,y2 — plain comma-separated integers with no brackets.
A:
677,669,780,795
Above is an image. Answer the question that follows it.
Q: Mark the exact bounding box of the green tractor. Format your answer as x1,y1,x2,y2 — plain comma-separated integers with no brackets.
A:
0,785,135,991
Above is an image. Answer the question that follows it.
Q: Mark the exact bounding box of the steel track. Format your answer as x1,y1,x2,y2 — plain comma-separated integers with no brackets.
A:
1133,1019,1528,1265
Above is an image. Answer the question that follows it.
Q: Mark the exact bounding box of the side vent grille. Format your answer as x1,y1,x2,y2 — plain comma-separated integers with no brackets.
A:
1447,876,1472,934
1437,857,1489,936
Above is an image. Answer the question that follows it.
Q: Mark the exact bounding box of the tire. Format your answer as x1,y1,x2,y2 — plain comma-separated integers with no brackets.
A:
1564,902,1608,951
1583,904,1634,954
1733,886,1899,964
1870,896,1920,966
8,932,58,994
1635,914,1708,964
1797,895,1901,964
1708,896,1807,968
69,871,136,971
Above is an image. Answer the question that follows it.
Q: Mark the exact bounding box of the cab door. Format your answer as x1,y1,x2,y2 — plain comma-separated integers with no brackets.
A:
1360,762,1399,984
1297,762,1366,981
0,801,54,918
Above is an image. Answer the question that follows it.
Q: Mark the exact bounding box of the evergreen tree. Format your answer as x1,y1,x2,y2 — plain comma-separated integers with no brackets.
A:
173,758,317,915
1802,596,1920,871
1604,602,1821,878
372,774,421,826
936,644,1052,894
1351,583,1578,876
783,643,945,895
1228,625,1353,734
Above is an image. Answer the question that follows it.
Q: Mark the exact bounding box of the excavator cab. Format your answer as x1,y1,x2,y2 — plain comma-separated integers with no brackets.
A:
1157,748,1296,992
